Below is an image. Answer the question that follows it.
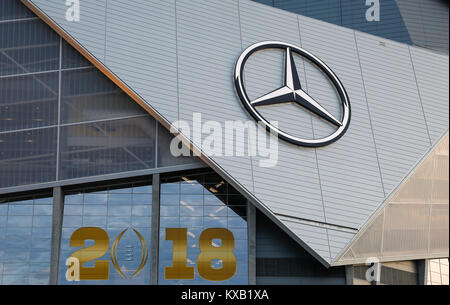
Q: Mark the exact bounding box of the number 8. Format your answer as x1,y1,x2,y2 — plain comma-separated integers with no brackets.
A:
197,228,236,281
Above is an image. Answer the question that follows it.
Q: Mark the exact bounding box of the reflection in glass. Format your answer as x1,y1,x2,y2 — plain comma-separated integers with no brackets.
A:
58,117,156,180
0,196,53,285
0,72,58,132
58,181,152,285
159,171,248,285
60,68,145,124
0,0,35,21
0,127,57,188
61,40,91,70
0,1,204,192
0,18,59,76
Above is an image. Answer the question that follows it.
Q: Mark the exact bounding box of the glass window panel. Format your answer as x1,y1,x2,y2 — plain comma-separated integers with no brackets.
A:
132,185,152,194
33,205,52,216
59,182,152,285
33,197,52,204
62,216,82,228
131,205,152,217
160,205,179,217
131,216,152,228
160,194,179,206
83,193,108,204
61,40,91,69
107,205,132,216
180,194,204,206
0,195,52,285
0,0,35,21
32,216,52,227
63,205,83,216
159,217,180,228
180,204,203,217
204,205,227,217
83,216,107,227
0,205,8,215
8,204,33,215
58,117,156,180
204,195,225,206
64,194,84,205
108,193,132,205
82,205,107,216
160,182,179,194
0,18,59,76
60,68,145,124
132,194,152,205
0,127,57,188
179,217,203,228
159,171,248,285
0,72,58,132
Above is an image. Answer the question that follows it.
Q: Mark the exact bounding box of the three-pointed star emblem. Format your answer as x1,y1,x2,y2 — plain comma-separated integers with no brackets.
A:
251,48,342,127
234,41,351,147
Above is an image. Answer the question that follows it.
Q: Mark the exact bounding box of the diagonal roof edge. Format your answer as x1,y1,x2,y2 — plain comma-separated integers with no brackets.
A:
20,0,333,267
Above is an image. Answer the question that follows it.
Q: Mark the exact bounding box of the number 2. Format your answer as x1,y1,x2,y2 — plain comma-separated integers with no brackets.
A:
69,227,110,280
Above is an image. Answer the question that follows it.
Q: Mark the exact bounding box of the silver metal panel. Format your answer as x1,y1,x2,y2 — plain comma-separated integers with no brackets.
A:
278,215,331,263
409,47,449,145
299,16,386,229
327,229,355,262
239,0,324,223
355,32,432,195
104,0,179,124
175,0,255,192
239,2,314,140
30,0,106,62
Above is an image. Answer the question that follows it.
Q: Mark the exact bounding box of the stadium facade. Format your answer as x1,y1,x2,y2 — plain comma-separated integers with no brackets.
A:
0,0,448,285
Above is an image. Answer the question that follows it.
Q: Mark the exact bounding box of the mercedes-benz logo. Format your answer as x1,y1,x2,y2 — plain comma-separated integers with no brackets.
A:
234,41,351,147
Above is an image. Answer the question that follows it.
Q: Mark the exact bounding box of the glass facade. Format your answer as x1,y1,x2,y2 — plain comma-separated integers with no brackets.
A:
52,170,248,285
58,180,153,285
0,72,59,132
0,195,53,285
0,127,58,187
252,0,412,44
0,18,60,76
60,67,143,124
158,171,248,285
0,0,34,21
0,1,200,191
59,116,156,180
